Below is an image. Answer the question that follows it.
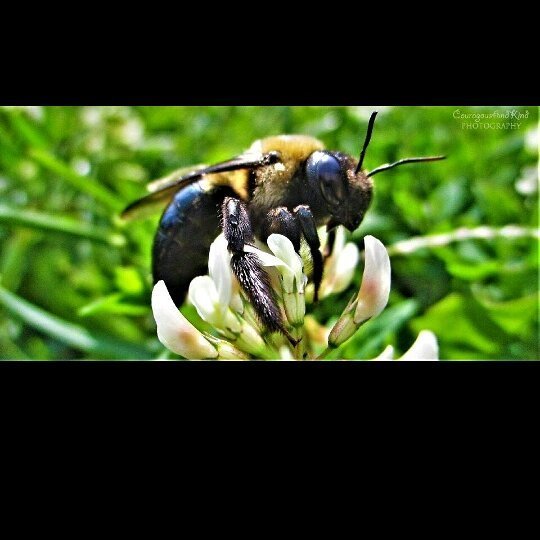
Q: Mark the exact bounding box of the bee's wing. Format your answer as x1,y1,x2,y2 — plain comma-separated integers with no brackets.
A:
146,164,208,193
119,184,187,221
118,165,209,221
120,151,279,221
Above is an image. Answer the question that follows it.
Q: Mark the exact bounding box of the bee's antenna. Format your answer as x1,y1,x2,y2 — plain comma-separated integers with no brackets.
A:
367,155,447,177
355,111,378,174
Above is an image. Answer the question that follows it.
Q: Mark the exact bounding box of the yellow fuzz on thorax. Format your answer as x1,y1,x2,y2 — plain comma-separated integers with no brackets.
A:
208,169,250,200
250,135,325,189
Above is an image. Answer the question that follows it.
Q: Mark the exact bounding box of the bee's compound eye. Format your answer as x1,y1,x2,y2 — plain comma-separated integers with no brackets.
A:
306,152,345,206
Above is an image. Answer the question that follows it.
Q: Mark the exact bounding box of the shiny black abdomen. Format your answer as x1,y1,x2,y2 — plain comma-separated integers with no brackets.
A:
152,181,237,304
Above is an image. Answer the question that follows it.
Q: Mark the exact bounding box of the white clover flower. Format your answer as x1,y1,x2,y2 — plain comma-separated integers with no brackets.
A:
328,235,391,348
189,275,242,335
372,345,395,360
151,227,438,361
353,236,391,324
244,233,306,327
399,330,439,360
208,234,244,313
188,234,266,356
208,234,232,305
152,280,218,359
187,234,242,334
318,226,360,298
372,330,439,361
244,234,305,295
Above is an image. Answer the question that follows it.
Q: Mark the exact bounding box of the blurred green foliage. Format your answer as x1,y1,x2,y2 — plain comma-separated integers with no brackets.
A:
0,106,537,360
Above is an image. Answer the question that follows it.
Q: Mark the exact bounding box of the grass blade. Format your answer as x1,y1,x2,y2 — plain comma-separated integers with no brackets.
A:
8,111,49,149
29,148,124,211
0,204,126,246
78,293,149,317
0,285,153,359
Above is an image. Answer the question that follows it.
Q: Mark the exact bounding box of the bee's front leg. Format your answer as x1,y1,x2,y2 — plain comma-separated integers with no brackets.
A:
221,197,298,346
261,205,324,303
260,207,301,250
323,228,336,260
293,205,323,302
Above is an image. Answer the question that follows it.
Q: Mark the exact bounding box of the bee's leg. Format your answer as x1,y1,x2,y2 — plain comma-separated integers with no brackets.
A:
323,228,336,260
261,207,301,251
293,205,323,303
221,197,299,346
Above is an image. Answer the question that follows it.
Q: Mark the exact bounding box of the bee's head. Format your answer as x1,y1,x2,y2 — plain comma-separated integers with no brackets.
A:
305,111,445,231
306,150,373,231
306,111,379,231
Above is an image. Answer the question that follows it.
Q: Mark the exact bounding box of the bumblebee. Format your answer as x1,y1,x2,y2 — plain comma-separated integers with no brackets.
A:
123,112,444,344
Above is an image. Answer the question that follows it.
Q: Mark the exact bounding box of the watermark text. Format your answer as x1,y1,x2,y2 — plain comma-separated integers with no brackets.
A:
454,109,529,130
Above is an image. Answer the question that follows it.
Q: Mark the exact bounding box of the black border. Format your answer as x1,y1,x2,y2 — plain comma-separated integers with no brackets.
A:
5,13,537,104
2,360,538,402
2,54,537,105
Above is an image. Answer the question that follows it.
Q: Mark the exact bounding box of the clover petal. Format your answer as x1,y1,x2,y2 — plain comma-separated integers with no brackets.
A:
353,235,391,324
152,280,218,359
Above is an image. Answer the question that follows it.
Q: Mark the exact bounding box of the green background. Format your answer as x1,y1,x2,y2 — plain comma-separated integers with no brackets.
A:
0,106,537,360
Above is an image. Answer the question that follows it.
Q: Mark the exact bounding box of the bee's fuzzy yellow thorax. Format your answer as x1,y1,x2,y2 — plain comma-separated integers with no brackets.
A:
253,135,325,162
247,135,325,190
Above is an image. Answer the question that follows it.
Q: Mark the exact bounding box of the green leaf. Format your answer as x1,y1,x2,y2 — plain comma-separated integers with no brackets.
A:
473,181,523,225
473,292,539,338
114,267,145,295
410,293,501,357
428,177,468,220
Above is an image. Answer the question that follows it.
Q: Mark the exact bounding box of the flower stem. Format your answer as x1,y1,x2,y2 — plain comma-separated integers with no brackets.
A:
316,347,334,360
291,326,305,360
387,225,539,256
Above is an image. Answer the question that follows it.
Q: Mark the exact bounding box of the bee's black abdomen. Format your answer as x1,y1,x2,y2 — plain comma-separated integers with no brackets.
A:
152,181,237,305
